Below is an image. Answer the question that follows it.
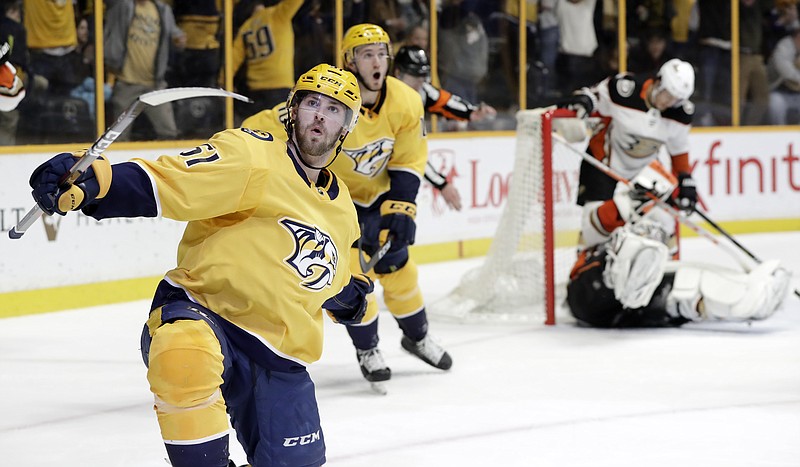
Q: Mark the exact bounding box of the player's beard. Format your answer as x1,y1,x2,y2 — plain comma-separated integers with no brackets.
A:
295,120,341,166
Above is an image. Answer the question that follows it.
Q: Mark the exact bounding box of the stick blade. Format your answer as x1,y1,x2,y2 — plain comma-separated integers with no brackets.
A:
138,87,252,106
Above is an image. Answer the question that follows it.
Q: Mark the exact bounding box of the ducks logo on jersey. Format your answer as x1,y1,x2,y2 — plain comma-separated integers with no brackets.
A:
280,218,339,291
342,138,394,177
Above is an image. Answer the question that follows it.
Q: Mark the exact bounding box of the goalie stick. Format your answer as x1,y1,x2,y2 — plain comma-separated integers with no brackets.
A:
9,87,252,239
693,208,800,299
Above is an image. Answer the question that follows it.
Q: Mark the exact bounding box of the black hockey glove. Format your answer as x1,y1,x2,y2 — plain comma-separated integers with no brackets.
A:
674,173,697,212
29,151,112,215
324,274,374,325
379,200,416,248
556,93,595,120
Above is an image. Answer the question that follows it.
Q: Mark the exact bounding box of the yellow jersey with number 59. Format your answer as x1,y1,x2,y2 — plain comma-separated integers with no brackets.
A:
333,76,427,207
132,128,359,365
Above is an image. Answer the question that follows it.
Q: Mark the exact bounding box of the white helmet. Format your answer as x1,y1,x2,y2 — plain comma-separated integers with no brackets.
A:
657,59,694,102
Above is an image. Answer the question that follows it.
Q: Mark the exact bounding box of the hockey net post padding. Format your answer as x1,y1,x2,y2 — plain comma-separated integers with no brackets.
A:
428,107,585,325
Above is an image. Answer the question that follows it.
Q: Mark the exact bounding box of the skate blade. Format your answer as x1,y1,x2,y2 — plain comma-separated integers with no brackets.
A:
370,382,388,395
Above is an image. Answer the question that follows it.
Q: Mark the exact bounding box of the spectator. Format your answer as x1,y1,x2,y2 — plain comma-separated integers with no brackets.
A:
695,0,732,126
227,0,303,124
171,0,221,88
767,27,800,124
104,0,185,140
739,0,770,126
766,0,800,53
628,27,676,75
365,0,407,40
439,5,489,107
555,0,599,97
670,0,696,62
401,21,429,49
69,15,111,119
538,0,560,99
23,0,81,95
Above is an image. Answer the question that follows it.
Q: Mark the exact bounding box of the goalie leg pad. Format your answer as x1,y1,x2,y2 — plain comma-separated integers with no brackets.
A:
668,260,790,321
603,225,669,309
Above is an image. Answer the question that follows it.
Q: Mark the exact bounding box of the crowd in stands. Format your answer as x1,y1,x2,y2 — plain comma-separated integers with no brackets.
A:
2,0,800,145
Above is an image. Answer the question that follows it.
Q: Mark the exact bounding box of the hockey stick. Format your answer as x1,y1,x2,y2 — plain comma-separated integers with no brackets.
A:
551,132,757,273
692,208,800,298
9,87,252,239
357,228,393,274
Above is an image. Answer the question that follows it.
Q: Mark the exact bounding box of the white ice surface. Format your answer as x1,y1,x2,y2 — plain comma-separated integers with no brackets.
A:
1,232,799,466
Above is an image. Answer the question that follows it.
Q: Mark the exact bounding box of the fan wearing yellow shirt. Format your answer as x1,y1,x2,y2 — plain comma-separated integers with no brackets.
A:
27,65,370,467
333,24,454,388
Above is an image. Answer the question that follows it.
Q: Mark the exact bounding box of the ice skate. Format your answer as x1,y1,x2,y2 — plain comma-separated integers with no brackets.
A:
401,335,452,370
356,347,391,382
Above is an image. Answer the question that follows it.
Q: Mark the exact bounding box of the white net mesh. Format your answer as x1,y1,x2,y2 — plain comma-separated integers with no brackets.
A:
428,108,585,324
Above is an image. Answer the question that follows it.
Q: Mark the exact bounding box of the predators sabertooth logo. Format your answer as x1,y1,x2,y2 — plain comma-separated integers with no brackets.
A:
343,138,394,177
280,218,339,291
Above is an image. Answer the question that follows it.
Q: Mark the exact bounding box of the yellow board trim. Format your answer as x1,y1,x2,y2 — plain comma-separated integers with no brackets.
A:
0,276,162,319
1,219,797,318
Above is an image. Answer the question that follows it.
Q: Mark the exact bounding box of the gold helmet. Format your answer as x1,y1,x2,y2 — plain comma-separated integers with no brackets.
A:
341,23,393,66
287,64,362,133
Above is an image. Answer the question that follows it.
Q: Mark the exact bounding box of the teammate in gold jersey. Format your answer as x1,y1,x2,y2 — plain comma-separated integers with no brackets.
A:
27,65,369,467
333,24,453,389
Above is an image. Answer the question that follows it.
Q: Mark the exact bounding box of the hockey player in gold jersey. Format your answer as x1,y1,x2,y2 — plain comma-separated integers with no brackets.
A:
27,65,369,467
333,24,453,386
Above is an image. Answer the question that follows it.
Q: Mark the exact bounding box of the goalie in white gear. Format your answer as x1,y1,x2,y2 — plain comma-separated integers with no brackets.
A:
566,185,791,327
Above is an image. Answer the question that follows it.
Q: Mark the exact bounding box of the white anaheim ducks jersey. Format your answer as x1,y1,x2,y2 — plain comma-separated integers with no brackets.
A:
133,128,360,365
583,73,693,179
333,76,427,207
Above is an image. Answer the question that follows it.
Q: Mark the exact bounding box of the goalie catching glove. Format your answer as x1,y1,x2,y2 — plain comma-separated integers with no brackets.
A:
323,273,374,324
29,151,112,215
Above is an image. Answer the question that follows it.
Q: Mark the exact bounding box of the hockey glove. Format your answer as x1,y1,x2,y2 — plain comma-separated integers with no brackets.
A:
674,173,698,212
29,151,112,215
379,200,417,248
613,161,677,222
556,92,595,120
324,274,374,325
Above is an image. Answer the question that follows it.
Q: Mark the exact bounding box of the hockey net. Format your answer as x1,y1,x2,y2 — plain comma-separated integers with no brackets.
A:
428,107,586,324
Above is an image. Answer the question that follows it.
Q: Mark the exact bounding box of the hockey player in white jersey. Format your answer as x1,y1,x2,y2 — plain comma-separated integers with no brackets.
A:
560,58,697,252
559,59,790,326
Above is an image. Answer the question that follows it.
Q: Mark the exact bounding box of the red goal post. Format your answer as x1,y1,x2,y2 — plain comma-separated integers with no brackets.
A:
427,107,586,325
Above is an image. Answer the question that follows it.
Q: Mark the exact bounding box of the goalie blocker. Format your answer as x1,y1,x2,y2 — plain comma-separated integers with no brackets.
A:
567,222,791,328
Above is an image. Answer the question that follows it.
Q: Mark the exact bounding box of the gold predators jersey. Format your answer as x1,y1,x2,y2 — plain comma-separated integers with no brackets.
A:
230,0,303,91
241,101,289,137
334,76,428,207
133,128,360,365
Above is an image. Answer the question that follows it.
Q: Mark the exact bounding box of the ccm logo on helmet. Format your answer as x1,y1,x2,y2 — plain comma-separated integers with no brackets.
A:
319,75,343,86
283,430,321,447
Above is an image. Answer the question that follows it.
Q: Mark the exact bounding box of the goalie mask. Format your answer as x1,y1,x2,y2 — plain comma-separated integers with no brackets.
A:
394,45,431,78
655,59,695,106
